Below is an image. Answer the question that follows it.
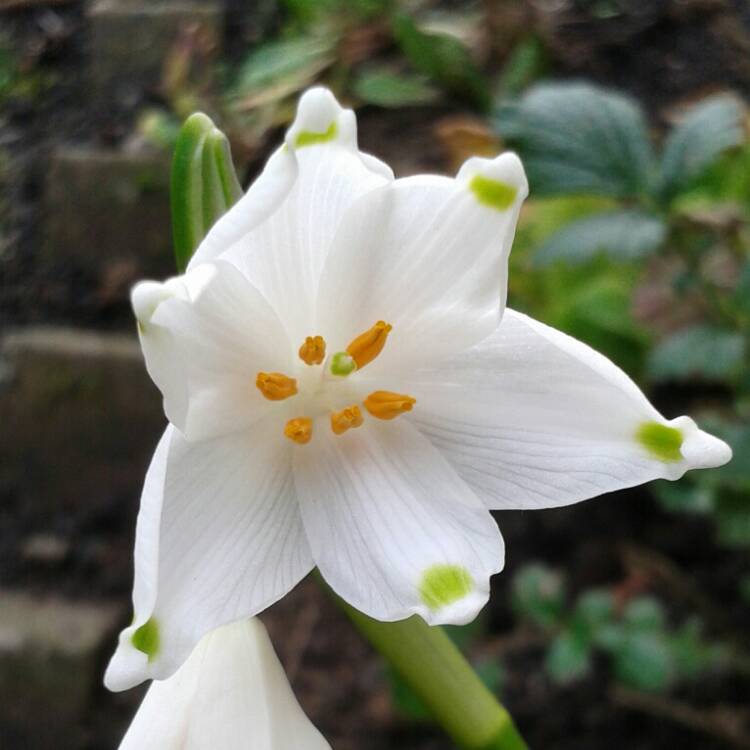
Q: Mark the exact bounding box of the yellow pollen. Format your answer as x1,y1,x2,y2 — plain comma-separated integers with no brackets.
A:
363,391,416,420
284,417,313,445
346,320,392,370
298,335,326,366
256,371,298,401
330,405,364,435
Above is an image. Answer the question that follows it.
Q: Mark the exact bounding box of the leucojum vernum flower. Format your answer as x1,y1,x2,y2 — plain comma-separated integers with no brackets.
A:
105,87,732,694
119,618,330,749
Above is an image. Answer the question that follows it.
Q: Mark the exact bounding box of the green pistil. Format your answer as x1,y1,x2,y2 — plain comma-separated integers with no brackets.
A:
330,351,356,376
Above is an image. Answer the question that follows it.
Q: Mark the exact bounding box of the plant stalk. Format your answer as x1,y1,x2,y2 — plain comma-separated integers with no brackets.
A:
320,578,528,750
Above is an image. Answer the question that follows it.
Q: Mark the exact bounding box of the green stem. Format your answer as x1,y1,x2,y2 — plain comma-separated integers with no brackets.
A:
320,579,528,750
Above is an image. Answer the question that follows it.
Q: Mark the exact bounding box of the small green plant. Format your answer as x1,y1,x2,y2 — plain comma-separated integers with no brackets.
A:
496,82,750,554
512,564,728,693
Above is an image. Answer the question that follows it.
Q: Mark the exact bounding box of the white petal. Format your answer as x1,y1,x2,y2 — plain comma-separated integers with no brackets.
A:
406,309,733,510
133,260,293,441
188,144,298,270
221,87,393,346
119,618,330,750
105,419,313,691
316,152,528,371
293,419,504,626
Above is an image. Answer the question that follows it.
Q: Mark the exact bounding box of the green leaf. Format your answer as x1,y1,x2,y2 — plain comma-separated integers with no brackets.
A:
646,325,745,383
352,68,440,108
511,564,566,628
659,95,745,201
496,36,547,97
652,481,715,514
546,631,591,684
715,488,750,548
171,113,243,272
229,36,336,103
495,82,655,197
623,597,666,632
574,590,615,631
613,632,673,692
535,210,666,265
392,14,491,112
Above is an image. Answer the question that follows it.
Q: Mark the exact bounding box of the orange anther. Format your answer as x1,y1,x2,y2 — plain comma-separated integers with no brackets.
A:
299,335,326,366
346,320,392,370
256,372,298,401
284,417,313,445
363,391,416,420
330,405,364,435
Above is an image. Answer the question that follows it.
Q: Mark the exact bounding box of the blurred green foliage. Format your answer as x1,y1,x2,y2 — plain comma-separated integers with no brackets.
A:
512,565,729,693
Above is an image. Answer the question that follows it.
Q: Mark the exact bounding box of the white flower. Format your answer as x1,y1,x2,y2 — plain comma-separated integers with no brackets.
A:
105,87,732,691
118,618,330,750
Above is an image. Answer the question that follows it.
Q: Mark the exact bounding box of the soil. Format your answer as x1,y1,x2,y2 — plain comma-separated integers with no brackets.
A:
1,1,749,749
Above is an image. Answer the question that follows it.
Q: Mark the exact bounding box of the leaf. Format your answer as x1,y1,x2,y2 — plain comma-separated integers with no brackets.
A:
171,113,243,272
495,82,655,197
623,597,666,632
352,68,440,108
646,325,745,383
392,14,491,112
496,35,547,97
715,489,750,548
546,631,591,684
652,481,715,514
535,210,667,265
511,564,566,629
574,590,615,631
659,94,745,201
229,36,336,105
613,632,673,692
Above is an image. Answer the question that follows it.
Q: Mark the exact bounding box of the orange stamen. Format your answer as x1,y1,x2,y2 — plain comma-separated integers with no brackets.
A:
346,320,392,370
363,391,416,420
256,372,298,401
284,417,313,445
299,335,326,366
330,405,364,435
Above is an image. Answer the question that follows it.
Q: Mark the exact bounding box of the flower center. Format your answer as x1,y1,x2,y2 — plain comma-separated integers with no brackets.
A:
254,321,416,444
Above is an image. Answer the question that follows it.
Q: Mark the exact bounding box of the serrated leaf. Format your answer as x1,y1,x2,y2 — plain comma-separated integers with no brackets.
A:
659,95,745,201
546,631,591,684
535,210,666,265
352,68,440,108
511,564,566,628
495,82,655,197
392,14,491,112
646,325,745,382
171,113,243,272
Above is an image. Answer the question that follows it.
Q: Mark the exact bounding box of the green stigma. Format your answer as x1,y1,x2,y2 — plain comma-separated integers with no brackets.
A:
330,351,356,376
295,121,338,148
469,174,517,211
131,617,160,662
636,421,683,463
419,564,474,611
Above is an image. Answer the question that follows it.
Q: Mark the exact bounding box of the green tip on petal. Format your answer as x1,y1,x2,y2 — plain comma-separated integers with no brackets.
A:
295,121,338,148
131,617,160,662
330,351,356,376
469,174,517,211
419,564,474,611
636,421,684,463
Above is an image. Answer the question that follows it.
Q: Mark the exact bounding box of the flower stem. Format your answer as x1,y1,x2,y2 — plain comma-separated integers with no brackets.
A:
320,578,528,750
